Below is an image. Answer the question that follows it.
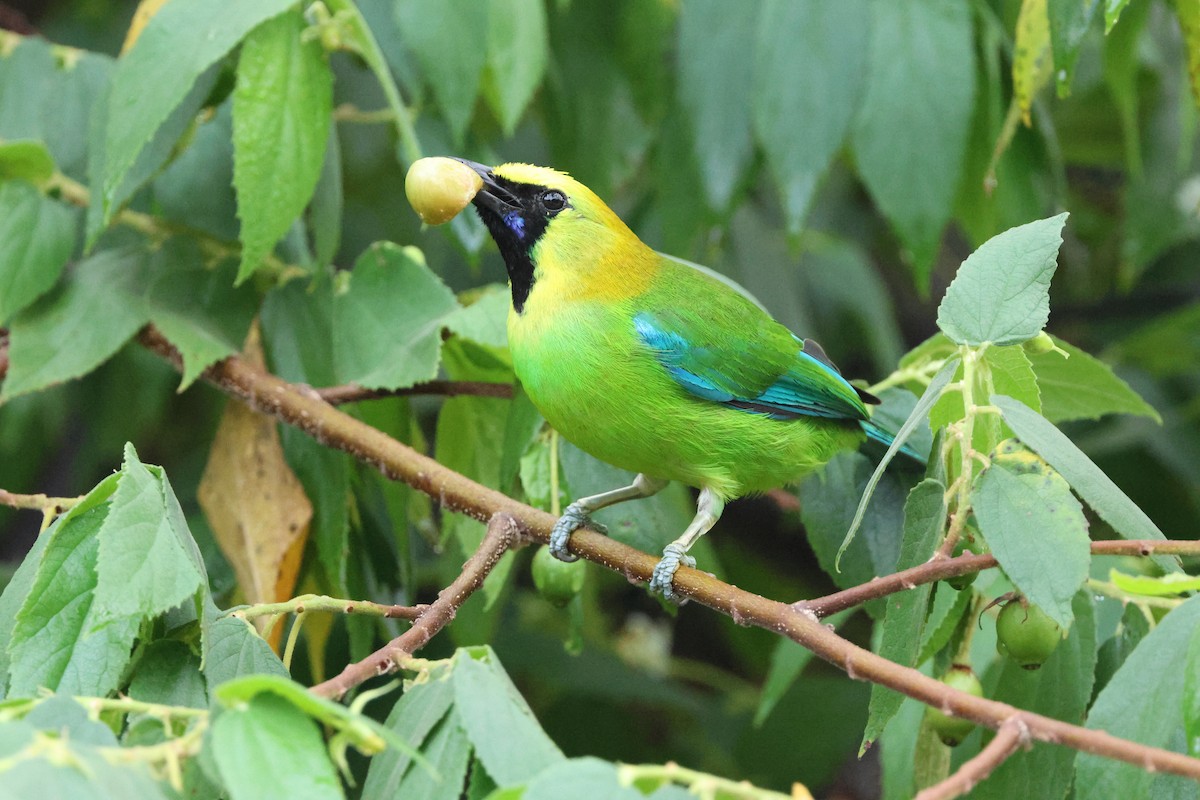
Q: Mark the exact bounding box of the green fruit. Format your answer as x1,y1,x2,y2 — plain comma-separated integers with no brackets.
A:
947,534,983,591
996,600,1062,669
532,545,586,607
925,664,983,747
1022,331,1057,355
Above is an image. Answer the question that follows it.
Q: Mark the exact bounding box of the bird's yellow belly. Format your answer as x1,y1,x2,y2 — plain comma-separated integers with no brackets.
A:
507,300,860,499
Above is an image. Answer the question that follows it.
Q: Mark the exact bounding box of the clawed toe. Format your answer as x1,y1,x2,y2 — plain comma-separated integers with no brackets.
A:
649,544,694,605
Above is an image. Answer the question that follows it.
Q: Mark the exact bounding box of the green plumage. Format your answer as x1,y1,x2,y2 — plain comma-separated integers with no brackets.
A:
460,158,890,598
511,257,866,501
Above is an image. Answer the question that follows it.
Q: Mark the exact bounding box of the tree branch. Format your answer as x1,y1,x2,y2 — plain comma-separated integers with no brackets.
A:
139,325,1200,782
315,380,513,405
309,513,519,699
0,487,81,514
800,539,1200,617
915,718,1028,800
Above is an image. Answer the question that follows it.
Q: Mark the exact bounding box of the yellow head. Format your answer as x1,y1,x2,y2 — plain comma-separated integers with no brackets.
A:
458,159,654,312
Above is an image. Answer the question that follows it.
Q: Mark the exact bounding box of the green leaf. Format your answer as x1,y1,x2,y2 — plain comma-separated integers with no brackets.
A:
992,395,1175,571
1076,596,1200,797
1105,0,1133,31
0,523,49,698
917,584,973,665
211,693,345,800
1094,604,1150,700
93,443,205,621
24,696,118,746
202,616,288,690
436,341,517,616
363,670,455,799
0,180,76,325
0,139,55,183
851,0,975,283
972,460,1089,629
1186,627,1200,758
937,214,1067,346
386,710,472,800
838,357,958,566
1,248,149,402
0,37,113,181
1028,337,1160,423
1109,570,1200,597
677,0,760,210
929,346,1041,433
128,640,208,710
973,592,1096,800
216,673,418,761
142,240,259,390
103,0,295,215
443,286,509,349
333,243,460,389
752,0,869,230
395,0,489,144
862,479,946,753
800,452,908,619
233,9,333,283
9,501,140,697
522,757,693,800
451,648,565,785
310,122,342,267
152,101,239,242
484,0,548,135
1110,302,1200,379
1048,0,1099,95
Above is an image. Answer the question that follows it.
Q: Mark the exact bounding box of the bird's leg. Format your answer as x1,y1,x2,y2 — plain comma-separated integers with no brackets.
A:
649,488,725,604
549,473,668,562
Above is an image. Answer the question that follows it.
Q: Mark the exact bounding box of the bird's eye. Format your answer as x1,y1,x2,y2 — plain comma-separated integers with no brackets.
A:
541,190,567,212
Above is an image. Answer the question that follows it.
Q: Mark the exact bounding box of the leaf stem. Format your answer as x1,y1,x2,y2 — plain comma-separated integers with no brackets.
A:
228,593,427,622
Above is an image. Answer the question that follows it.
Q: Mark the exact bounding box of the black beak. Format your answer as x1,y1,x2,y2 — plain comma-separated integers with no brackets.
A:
453,158,519,217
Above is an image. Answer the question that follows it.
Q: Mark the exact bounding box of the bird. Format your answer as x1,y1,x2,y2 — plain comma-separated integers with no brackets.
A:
457,158,907,603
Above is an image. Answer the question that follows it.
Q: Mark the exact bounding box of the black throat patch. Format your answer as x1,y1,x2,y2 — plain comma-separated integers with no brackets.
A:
471,176,555,314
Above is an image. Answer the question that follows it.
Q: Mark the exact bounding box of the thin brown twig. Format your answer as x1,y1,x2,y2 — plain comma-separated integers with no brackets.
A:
916,718,1029,800
309,513,519,699
315,380,514,405
800,539,1200,618
0,332,8,383
138,325,1200,782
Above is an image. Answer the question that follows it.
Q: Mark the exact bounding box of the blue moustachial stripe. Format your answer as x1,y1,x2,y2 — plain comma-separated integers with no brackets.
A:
504,210,526,239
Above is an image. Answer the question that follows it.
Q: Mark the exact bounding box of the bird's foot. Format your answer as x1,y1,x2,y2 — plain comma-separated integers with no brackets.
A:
549,503,607,562
649,543,696,605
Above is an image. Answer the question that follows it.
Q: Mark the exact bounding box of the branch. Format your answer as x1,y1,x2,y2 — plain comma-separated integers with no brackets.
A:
800,539,1200,617
139,325,1200,782
315,380,513,405
228,594,428,622
0,331,7,383
915,718,1028,800
309,513,519,699
0,488,81,514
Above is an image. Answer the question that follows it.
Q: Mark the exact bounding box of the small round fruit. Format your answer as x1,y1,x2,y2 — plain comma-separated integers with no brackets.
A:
996,600,1062,669
947,534,983,591
532,545,586,607
925,664,983,747
1022,331,1057,355
404,157,483,225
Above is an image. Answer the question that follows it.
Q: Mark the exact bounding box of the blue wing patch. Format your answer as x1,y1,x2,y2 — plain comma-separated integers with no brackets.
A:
633,312,869,421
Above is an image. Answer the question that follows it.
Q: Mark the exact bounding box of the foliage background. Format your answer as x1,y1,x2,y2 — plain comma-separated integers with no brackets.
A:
0,0,1198,797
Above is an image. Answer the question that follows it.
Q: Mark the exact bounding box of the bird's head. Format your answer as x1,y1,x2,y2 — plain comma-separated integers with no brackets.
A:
455,159,648,312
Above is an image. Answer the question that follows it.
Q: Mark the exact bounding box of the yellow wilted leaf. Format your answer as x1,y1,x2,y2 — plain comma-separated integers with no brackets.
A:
198,325,311,648
1013,0,1053,126
122,0,170,55
1179,0,1200,109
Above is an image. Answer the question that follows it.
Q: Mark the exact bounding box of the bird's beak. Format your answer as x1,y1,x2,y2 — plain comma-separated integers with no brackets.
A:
453,158,520,216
